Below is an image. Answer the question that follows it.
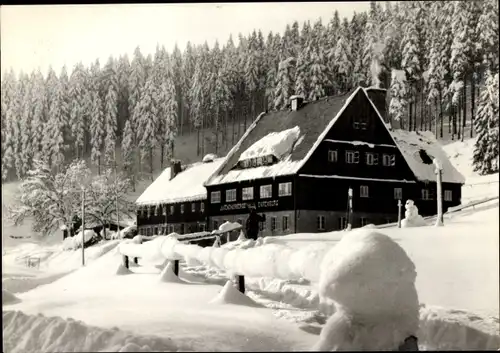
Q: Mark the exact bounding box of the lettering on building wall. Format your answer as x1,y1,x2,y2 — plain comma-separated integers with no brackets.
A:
219,200,279,212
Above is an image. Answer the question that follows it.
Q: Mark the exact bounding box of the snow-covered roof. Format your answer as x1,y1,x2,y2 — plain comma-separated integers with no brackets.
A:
390,129,466,184
239,126,301,161
136,158,225,206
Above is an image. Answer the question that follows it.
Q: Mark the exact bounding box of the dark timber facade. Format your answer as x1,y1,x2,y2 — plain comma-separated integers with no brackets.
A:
204,87,464,237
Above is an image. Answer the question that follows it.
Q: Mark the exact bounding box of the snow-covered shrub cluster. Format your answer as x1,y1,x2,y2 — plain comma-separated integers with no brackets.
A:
315,230,419,351
401,199,426,228
61,230,97,251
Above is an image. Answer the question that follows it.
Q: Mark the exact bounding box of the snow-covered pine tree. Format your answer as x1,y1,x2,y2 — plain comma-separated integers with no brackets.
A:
476,0,499,73
363,0,383,87
172,44,184,135
181,41,196,136
2,77,20,181
68,63,87,159
90,89,104,174
103,56,119,98
189,58,204,155
212,68,231,154
19,73,34,177
334,18,353,94
136,78,158,180
103,85,118,168
294,47,309,99
128,46,146,130
59,66,72,155
473,71,499,175
11,76,25,179
274,57,295,110
30,69,46,162
157,74,178,169
121,119,136,191
117,54,130,139
42,79,66,172
245,33,260,121
308,50,328,101
389,69,409,126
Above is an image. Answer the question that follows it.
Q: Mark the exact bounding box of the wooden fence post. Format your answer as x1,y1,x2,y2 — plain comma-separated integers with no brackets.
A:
237,275,245,294
122,255,129,269
173,259,179,276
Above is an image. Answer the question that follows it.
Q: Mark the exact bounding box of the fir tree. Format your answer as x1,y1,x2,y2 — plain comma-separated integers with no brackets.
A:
42,79,65,171
294,48,309,99
128,46,146,130
389,69,409,125
90,89,104,174
19,73,34,177
308,50,328,101
477,0,499,72
136,78,158,179
103,85,118,168
473,71,499,175
274,57,295,110
30,70,46,162
334,18,353,93
68,63,87,159
121,119,136,191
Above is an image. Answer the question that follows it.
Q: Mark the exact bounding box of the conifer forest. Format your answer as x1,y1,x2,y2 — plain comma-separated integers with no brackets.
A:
1,0,499,189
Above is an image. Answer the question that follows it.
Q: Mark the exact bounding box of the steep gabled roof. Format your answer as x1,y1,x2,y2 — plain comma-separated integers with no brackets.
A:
204,86,464,187
204,87,360,186
136,158,225,206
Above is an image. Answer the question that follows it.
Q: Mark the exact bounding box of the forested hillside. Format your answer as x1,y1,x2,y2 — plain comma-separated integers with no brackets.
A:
1,0,498,188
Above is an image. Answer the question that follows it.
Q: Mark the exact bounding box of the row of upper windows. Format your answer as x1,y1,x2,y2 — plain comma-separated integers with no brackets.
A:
327,150,396,166
211,182,293,203
138,202,205,217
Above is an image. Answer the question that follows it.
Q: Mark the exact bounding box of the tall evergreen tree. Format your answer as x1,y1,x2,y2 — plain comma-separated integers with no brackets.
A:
42,79,65,171
90,89,104,174
121,119,136,191
136,78,158,179
274,57,295,110
103,85,118,168
473,71,499,175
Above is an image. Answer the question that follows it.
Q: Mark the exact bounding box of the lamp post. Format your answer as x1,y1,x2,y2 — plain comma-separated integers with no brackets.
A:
433,158,444,227
347,187,353,231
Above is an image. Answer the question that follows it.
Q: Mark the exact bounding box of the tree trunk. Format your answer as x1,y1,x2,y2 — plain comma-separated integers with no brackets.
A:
458,94,462,141
197,128,200,156
149,148,153,181
461,76,466,142
470,72,475,138
434,98,439,137
160,144,164,170
413,91,418,132
408,101,412,132
439,89,444,138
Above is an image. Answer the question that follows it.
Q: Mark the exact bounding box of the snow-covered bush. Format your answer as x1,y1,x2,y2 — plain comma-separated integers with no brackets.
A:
401,199,426,228
315,230,419,351
73,230,97,249
62,236,76,251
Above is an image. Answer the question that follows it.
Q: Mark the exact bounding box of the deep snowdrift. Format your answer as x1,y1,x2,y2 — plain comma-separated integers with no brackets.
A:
315,230,419,351
2,310,183,353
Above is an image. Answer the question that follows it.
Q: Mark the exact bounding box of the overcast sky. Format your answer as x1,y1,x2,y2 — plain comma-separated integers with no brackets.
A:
1,3,370,78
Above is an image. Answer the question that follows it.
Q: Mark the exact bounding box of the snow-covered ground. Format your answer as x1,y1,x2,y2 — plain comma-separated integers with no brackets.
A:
3,137,499,351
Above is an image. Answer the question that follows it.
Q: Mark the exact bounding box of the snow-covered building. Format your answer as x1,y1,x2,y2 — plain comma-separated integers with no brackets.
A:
203,87,464,236
135,158,225,236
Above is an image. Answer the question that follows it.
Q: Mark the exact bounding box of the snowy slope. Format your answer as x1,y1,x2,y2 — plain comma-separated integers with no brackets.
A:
442,138,499,203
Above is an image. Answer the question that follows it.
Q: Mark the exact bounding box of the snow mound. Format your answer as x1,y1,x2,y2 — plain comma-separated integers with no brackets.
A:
419,305,500,350
3,289,21,305
237,230,246,241
159,262,182,283
239,126,301,161
210,280,262,307
202,153,217,163
316,230,419,351
2,310,180,353
73,230,97,248
116,263,133,276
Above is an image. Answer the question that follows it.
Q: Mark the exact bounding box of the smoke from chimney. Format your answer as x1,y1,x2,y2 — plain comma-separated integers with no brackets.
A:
370,42,385,89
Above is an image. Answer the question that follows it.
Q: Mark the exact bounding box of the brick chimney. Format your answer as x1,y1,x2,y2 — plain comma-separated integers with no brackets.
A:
290,95,305,111
170,159,182,180
365,88,388,123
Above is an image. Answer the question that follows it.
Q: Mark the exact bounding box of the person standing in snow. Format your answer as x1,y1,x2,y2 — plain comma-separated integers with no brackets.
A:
245,207,266,240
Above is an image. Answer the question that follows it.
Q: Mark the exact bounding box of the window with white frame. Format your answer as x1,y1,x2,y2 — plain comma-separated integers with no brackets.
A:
226,189,237,202
168,224,175,234
242,187,254,200
213,220,219,231
169,205,174,215
256,157,263,166
339,217,348,229
444,190,452,201
328,150,338,162
211,191,221,203
271,217,277,231
360,185,369,198
421,189,432,200
147,207,151,218
260,184,272,199
394,187,403,200
279,182,292,197
266,155,274,164
366,152,379,165
382,154,396,166
200,202,205,213
346,151,360,164
191,203,196,213
282,215,289,231
317,215,325,231
180,204,185,214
